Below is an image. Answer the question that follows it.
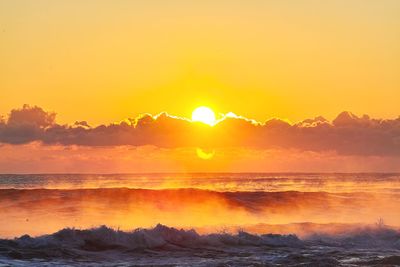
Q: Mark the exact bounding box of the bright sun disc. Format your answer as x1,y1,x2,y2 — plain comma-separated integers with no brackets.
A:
191,106,216,126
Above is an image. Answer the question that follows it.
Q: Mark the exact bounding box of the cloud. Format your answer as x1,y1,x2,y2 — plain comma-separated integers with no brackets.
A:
1,105,400,156
7,104,56,128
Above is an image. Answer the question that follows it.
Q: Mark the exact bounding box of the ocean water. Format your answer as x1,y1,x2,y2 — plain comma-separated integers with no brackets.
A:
0,173,400,266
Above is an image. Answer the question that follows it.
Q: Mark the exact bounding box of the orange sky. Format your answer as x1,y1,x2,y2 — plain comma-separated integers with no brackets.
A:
1,0,399,125
1,1,400,172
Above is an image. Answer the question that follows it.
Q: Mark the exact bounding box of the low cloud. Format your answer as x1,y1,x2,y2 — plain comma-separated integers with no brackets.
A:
1,105,400,157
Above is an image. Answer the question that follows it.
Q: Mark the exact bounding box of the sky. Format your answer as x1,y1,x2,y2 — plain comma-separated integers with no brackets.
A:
0,1,399,172
1,0,399,124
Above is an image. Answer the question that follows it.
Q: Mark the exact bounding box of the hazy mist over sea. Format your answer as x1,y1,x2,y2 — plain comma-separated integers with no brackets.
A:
1,173,400,266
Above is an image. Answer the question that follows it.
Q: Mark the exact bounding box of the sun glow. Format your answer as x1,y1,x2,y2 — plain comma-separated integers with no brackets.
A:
196,148,215,160
191,107,216,126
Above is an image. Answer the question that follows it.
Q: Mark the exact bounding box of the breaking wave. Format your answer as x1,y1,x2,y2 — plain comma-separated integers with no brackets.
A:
1,188,400,238
0,181,399,266
6,224,302,253
0,224,400,266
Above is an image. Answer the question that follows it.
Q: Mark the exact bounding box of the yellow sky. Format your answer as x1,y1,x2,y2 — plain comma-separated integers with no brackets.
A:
1,0,399,125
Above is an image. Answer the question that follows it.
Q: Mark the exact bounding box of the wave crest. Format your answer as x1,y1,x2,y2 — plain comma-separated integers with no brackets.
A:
2,224,400,254
1,224,400,266
11,224,302,252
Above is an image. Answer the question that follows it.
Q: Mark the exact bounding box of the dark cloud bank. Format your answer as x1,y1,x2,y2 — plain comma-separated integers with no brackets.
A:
1,105,400,156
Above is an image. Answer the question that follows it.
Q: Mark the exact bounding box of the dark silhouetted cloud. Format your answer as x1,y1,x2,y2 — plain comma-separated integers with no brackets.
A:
1,105,400,156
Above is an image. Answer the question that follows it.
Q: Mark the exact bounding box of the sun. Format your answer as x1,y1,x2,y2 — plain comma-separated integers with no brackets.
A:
191,106,216,126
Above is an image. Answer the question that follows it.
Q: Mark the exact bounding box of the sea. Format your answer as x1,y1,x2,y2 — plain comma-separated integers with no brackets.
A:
0,173,399,266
